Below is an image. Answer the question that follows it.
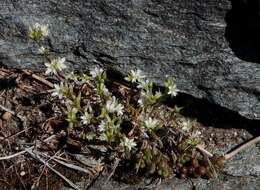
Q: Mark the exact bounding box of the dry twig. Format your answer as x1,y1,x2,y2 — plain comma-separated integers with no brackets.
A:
0,104,15,115
105,158,120,184
0,135,56,161
22,70,53,88
26,149,80,190
196,144,213,158
37,151,94,175
224,136,260,160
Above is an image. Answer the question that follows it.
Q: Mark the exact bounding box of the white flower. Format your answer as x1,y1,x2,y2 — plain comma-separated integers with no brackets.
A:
81,115,88,125
36,23,49,37
90,67,104,78
137,80,153,91
105,96,124,116
164,77,178,97
38,46,47,54
45,57,66,75
138,97,144,107
125,69,145,83
29,23,49,37
192,130,201,138
144,117,159,130
51,82,65,99
120,136,136,151
137,90,161,108
167,84,178,97
80,112,93,125
98,120,107,132
181,119,193,132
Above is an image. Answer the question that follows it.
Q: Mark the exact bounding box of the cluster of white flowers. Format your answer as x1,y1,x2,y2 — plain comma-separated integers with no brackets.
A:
120,136,136,151
137,88,162,108
90,67,104,78
105,96,124,116
29,24,68,77
125,69,145,83
45,57,67,75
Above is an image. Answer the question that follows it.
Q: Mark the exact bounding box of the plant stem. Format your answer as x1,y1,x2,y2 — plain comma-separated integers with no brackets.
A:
224,136,260,160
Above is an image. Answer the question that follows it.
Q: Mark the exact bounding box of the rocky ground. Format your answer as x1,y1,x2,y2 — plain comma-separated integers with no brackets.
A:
0,67,259,190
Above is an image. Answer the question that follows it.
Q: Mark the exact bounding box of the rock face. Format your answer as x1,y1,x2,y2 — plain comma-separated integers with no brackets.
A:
1,0,260,120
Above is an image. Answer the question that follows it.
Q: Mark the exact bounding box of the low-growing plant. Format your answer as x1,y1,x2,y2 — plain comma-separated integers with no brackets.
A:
28,23,212,180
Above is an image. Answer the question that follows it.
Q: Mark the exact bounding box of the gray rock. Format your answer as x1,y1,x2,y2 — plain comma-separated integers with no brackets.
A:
1,0,260,120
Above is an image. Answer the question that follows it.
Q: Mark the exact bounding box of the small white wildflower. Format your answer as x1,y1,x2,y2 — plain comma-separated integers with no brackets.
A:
51,82,65,99
29,23,49,39
90,67,104,78
45,57,66,75
144,117,159,130
181,119,193,132
38,46,47,54
120,136,136,151
138,90,161,108
125,69,145,83
80,112,93,125
191,130,201,138
167,84,178,97
105,96,124,116
98,120,107,132
137,79,152,90
138,97,144,107
34,23,49,37
81,115,88,125
165,77,178,97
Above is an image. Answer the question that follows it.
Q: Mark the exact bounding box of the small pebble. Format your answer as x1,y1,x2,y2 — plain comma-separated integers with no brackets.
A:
2,111,12,121
20,171,26,176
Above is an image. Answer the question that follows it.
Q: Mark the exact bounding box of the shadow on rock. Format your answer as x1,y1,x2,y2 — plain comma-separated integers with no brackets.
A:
170,93,260,136
225,0,260,63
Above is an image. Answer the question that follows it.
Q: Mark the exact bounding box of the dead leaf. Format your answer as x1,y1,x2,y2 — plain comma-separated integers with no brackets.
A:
2,111,12,121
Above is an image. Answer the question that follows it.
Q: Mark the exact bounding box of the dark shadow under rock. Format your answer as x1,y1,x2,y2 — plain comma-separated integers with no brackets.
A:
170,93,260,136
225,0,260,63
